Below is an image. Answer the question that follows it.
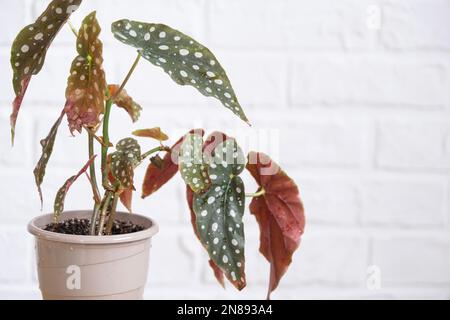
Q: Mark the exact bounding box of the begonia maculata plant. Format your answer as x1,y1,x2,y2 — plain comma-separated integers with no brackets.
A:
9,0,305,298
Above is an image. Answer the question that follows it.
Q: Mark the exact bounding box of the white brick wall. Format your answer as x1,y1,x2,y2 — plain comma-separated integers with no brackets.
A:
0,0,449,300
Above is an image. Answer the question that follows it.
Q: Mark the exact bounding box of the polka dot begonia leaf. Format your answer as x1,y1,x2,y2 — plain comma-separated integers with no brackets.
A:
10,0,82,143
193,139,247,290
109,138,141,191
108,84,142,123
111,19,250,125
53,155,96,222
33,111,65,206
179,134,210,194
64,11,106,133
141,129,204,199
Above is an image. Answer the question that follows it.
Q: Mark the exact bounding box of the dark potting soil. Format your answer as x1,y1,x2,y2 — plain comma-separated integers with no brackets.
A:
43,218,146,235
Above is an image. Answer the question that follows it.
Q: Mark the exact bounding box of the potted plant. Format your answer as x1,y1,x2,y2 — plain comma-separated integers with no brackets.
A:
9,0,305,300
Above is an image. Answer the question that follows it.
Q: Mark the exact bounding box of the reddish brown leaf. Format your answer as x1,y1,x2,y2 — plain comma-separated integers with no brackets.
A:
65,12,106,133
187,186,225,288
246,152,305,299
119,188,133,213
132,127,169,141
141,129,204,198
108,84,142,122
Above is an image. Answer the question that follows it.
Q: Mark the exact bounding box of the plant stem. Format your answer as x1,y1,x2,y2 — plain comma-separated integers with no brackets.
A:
97,193,112,235
101,98,113,189
68,20,78,37
113,52,141,100
88,132,101,204
89,203,100,235
140,146,167,162
105,195,119,235
246,188,266,198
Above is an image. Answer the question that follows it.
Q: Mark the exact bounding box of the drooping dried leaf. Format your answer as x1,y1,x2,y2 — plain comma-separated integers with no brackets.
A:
132,127,169,142
109,138,141,191
33,111,65,206
192,139,247,290
65,11,106,133
187,186,225,287
10,0,82,143
141,129,204,198
54,155,96,222
108,84,142,122
111,20,250,125
179,133,210,194
246,152,305,299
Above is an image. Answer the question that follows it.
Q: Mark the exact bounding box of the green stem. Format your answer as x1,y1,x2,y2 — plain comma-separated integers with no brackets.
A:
246,188,265,198
97,193,112,236
68,20,78,37
88,132,100,203
105,195,119,235
113,52,141,100
89,203,100,235
101,98,113,190
140,146,167,162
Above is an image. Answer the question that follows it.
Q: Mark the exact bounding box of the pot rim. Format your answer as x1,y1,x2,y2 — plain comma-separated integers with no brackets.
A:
28,210,159,245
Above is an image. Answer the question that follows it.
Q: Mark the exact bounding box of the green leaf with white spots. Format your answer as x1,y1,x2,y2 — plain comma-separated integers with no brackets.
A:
65,11,106,133
109,138,141,190
54,155,96,222
111,19,250,125
193,139,247,290
33,111,65,207
179,134,210,194
10,0,82,144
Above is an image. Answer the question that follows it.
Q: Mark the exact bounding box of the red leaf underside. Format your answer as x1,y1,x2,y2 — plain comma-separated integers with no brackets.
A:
246,152,305,299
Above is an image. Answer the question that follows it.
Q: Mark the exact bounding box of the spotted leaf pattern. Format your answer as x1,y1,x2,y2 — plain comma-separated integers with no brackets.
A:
111,20,249,125
33,111,65,206
110,138,141,190
186,186,225,288
108,84,142,122
65,11,106,133
179,134,210,194
142,129,204,198
246,152,305,299
10,0,82,143
54,155,96,222
193,139,247,290
133,127,169,142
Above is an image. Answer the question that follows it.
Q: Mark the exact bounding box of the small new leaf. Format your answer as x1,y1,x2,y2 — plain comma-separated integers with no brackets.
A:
33,111,65,206
109,84,142,122
111,19,249,125
133,127,169,141
10,0,82,143
110,138,141,190
54,155,96,222
179,134,210,194
65,11,106,133
193,139,247,290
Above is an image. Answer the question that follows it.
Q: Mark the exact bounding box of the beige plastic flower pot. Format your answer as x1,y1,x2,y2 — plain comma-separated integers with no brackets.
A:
28,210,158,300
